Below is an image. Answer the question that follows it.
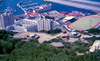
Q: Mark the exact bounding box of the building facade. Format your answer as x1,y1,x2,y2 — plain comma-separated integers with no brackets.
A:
37,18,53,31
13,19,38,32
0,12,14,29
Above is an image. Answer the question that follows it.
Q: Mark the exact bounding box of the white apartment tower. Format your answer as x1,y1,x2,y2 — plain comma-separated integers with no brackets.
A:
37,18,53,31
0,12,14,29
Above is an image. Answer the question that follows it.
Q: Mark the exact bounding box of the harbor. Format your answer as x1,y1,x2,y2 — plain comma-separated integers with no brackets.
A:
1,0,96,15
44,0,100,12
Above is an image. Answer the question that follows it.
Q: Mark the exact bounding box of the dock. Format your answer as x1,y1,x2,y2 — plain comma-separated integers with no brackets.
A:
44,0,100,12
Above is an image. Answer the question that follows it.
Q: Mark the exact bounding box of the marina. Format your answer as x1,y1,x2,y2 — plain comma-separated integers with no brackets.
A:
17,0,52,17
1,0,97,15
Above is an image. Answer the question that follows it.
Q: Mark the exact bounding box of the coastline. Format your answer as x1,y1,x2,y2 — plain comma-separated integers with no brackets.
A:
44,0,100,13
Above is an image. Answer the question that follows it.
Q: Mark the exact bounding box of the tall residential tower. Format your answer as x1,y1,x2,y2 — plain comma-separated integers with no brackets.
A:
0,7,14,29
37,18,53,31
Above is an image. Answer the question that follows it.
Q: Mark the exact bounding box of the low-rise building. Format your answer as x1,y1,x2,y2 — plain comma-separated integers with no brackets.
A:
7,19,38,32
50,42,64,48
41,10,64,20
34,4,52,13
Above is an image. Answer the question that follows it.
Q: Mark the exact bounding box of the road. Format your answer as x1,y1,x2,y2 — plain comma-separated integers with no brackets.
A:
56,18,69,32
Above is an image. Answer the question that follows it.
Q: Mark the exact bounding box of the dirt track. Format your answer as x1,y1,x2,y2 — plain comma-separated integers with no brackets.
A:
14,32,100,43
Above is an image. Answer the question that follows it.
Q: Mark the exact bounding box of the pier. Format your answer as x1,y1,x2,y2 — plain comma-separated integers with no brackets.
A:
17,0,39,15
44,0,100,12
17,2,27,14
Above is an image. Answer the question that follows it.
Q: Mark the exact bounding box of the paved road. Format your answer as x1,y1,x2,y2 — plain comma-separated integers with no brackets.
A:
56,18,69,31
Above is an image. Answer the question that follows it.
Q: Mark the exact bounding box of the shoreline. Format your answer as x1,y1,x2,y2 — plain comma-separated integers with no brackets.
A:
44,0,100,13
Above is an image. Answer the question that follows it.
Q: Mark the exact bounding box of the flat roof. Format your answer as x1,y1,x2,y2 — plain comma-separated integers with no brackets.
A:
64,16,74,20
50,42,64,47
67,13,82,16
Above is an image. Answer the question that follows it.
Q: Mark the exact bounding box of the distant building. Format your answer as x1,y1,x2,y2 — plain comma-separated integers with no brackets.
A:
63,16,74,22
7,19,38,32
37,18,53,31
53,21,60,30
41,10,64,20
66,11,84,18
34,4,52,13
50,42,64,48
0,7,14,29
0,12,14,29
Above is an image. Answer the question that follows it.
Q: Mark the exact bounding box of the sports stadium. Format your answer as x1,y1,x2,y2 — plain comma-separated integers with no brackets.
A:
67,15,100,31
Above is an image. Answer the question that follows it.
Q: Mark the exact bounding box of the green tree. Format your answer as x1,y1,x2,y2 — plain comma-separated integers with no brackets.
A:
15,41,26,48
87,28,100,34
1,41,13,54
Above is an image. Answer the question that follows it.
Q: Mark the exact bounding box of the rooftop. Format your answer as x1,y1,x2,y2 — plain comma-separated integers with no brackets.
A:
67,13,82,16
26,12,40,17
50,42,64,47
14,19,37,28
41,4,51,7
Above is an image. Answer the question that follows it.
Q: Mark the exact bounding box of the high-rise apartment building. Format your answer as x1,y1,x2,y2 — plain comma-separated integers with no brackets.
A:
37,18,53,31
0,11,14,29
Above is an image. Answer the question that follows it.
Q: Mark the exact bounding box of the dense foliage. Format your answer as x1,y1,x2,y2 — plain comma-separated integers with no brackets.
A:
0,30,20,54
84,36,100,43
64,41,92,53
0,30,100,61
87,28,100,34
43,38,62,44
40,29,62,34
0,39,100,61
44,38,91,53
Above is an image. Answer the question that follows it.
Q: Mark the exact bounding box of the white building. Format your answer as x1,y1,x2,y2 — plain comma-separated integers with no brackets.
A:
9,19,38,32
37,18,53,31
0,12,14,29
34,4,52,13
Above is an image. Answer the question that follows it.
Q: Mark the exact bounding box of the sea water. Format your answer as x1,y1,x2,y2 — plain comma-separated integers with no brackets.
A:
0,0,98,15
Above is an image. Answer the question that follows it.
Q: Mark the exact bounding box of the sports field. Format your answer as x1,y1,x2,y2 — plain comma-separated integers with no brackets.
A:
68,15,100,30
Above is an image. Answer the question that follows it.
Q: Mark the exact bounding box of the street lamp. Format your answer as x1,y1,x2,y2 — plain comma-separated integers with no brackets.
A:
90,20,92,29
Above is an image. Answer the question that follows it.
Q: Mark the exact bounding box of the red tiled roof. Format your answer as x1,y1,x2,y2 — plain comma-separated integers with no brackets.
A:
59,11,68,15
41,4,51,7
26,12,40,17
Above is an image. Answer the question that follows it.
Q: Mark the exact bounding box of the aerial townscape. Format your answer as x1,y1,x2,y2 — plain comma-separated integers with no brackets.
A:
0,0,100,61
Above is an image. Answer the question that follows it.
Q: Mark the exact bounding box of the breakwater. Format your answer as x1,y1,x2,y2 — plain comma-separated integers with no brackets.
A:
44,0,100,12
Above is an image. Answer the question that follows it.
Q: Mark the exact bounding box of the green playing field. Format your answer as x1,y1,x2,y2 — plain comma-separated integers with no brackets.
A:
68,16,100,30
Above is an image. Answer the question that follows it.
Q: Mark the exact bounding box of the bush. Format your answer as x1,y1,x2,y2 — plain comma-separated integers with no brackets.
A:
87,28,100,34
39,29,62,34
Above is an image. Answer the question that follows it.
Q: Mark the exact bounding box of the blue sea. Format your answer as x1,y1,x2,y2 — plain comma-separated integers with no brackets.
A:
0,0,99,15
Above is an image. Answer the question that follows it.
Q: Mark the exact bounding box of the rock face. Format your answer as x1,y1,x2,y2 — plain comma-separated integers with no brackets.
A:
44,0,100,12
